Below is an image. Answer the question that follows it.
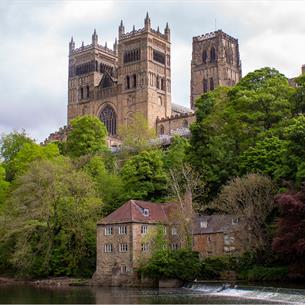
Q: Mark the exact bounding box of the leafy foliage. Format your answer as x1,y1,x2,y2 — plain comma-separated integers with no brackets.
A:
121,150,168,201
0,165,9,206
139,248,200,281
214,174,276,251
273,187,305,277
8,142,60,179
189,68,294,199
0,131,34,181
66,115,107,157
0,158,101,277
118,112,156,152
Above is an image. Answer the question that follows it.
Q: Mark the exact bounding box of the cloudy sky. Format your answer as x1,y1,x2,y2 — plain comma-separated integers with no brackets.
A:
0,0,304,142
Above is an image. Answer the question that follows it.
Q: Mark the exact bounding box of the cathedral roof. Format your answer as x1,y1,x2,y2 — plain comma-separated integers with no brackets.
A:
171,103,194,115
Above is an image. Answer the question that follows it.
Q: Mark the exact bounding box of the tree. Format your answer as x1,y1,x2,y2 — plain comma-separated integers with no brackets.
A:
120,150,168,201
0,158,101,276
0,164,9,206
189,68,294,199
213,174,276,252
118,112,156,152
276,115,305,184
291,74,305,115
0,130,34,181
273,186,305,276
239,136,288,179
189,87,238,198
139,248,200,281
66,115,108,157
84,156,125,215
8,142,60,180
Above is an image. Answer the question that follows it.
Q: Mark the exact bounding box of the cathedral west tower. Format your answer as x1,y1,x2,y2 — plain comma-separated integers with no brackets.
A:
190,30,242,109
66,13,171,142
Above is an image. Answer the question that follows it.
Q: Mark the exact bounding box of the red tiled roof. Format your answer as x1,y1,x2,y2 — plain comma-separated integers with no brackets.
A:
97,200,177,225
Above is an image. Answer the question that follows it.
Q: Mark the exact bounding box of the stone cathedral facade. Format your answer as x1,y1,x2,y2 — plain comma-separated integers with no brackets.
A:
190,30,242,109
47,14,242,147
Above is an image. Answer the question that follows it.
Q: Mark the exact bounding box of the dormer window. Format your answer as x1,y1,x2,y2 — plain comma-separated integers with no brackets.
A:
143,208,149,216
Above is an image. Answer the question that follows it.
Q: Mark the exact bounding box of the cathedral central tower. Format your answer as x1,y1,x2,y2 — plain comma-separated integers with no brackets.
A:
118,13,171,128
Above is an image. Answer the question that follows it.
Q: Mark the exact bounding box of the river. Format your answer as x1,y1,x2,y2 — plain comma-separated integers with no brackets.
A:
1,283,305,304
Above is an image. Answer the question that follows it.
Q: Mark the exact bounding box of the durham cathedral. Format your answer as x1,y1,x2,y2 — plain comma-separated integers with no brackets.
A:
48,13,242,147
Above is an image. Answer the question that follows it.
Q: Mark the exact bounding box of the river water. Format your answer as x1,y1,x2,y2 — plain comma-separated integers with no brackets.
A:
0,283,305,304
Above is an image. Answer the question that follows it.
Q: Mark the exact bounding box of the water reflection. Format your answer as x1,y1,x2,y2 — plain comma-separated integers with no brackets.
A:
0,285,279,304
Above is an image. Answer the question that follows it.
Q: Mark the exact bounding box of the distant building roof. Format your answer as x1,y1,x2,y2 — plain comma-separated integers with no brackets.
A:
193,214,241,235
97,200,177,225
171,103,194,115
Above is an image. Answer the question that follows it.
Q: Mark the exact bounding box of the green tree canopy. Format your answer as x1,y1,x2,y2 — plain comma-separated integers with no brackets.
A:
0,165,9,206
118,112,156,152
291,74,305,115
121,150,168,201
8,142,60,180
0,158,101,276
189,67,295,199
239,136,288,179
0,131,34,181
66,115,108,157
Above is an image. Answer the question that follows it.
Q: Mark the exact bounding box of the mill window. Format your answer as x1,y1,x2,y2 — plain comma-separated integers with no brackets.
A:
119,243,128,252
141,225,148,234
118,226,127,235
141,243,149,252
104,226,113,235
121,266,127,274
171,243,179,250
104,244,113,252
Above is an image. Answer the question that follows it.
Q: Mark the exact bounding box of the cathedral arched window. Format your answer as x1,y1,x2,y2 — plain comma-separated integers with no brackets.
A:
161,78,165,91
133,74,137,88
160,125,165,135
86,85,90,98
156,75,160,89
210,78,214,90
202,50,207,63
100,105,117,136
126,76,130,89
210,47,216,63
203,79,208,93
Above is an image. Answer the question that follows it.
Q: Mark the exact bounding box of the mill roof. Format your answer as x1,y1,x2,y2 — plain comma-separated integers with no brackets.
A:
97,200,177,225
193,214,241,235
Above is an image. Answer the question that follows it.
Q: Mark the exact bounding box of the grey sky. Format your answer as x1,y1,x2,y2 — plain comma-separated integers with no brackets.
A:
0,0,304,142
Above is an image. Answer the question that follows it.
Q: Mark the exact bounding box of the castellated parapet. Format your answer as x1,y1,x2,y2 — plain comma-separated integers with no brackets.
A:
66,13,175,145
190,29,242,109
